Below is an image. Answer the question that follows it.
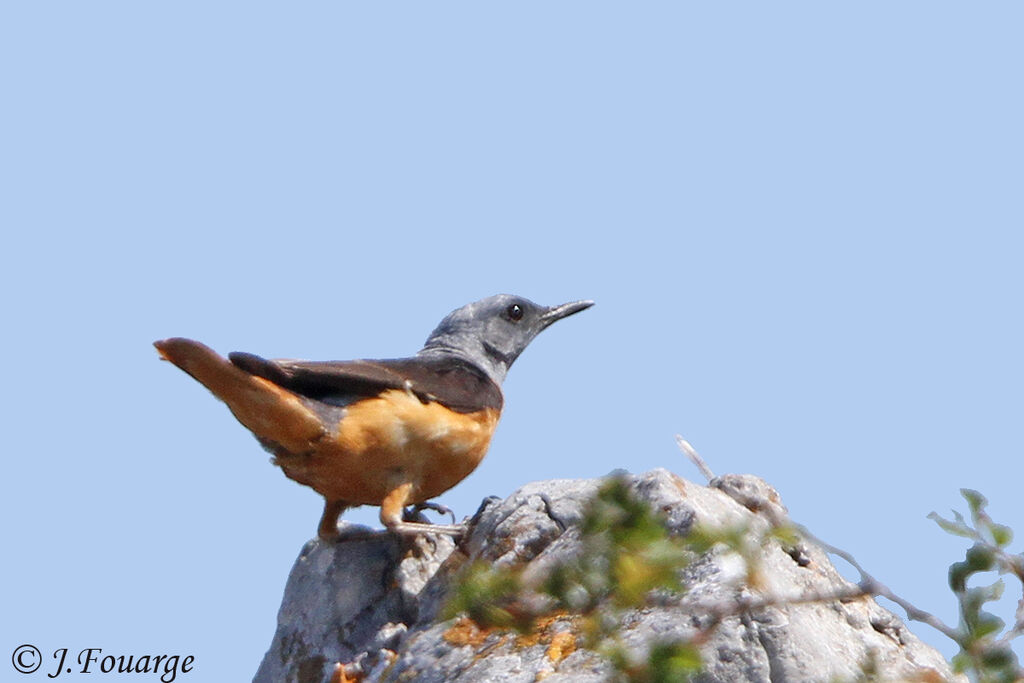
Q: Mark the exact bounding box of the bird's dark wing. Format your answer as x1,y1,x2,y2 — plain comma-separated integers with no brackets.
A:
228,352,503,414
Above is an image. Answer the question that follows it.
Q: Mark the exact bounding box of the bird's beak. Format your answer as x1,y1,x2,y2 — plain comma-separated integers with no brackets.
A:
540,299,595,328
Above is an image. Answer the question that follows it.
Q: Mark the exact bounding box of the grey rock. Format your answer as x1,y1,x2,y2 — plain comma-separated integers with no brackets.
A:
255,470,960,683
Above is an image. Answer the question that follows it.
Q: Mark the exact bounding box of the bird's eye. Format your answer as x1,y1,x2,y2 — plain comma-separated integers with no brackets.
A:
506,303,524,321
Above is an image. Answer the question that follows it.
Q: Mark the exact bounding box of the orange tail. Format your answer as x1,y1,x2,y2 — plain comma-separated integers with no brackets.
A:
154,338,326,453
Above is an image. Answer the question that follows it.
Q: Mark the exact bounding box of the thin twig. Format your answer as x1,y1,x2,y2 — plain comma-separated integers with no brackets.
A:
790,521,963,642
673,439,963,643
688,583,872,619
675,435,715,483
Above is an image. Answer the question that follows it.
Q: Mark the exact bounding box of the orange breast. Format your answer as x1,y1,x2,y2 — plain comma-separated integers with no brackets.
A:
277,389,500,506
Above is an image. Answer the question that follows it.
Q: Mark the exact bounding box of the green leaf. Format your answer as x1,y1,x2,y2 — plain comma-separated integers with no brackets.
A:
990,523,1013,548
972,612,1005,639
928,512,973,538
441,561,530,629
980,578,1005,604
949,560,971,593
952,511,977,543
979,646,1016,670
769,524,803,548
648,642,702,682
961,489,987,522
965,544,996,572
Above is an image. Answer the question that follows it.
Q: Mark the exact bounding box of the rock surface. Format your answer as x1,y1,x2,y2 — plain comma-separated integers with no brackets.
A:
254,470,959,682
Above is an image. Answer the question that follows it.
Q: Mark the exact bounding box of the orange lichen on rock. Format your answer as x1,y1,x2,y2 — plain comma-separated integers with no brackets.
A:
545,630,576,664
443,616,491,647
513,613,570,649
329,662,360,683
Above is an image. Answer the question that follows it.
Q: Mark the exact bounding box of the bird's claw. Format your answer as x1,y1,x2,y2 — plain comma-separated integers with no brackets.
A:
404,501,457,524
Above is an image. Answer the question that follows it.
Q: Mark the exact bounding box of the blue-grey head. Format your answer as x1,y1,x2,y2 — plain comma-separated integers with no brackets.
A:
419,294,594,384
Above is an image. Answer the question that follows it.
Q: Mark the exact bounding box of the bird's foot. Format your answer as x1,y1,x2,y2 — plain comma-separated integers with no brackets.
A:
386,520,468,538
404,501,457,524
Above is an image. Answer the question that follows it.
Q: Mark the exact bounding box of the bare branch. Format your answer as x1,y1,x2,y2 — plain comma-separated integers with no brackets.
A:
672,436,963,641
689,583,871,620
675,436,715,483
787,521,963,643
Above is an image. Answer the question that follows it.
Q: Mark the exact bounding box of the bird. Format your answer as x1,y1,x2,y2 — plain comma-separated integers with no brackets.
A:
154,294,593,540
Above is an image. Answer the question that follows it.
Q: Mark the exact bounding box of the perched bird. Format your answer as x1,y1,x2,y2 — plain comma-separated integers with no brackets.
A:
155,294,592,540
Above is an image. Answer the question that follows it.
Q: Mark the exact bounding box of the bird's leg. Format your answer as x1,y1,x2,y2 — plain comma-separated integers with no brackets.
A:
317,499,388,542
317,499,349,541
404,501,457,524
382,483,466,537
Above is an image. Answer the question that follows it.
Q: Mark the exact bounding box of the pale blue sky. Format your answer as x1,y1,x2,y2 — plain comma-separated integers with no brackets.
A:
3,3,1021,680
